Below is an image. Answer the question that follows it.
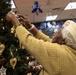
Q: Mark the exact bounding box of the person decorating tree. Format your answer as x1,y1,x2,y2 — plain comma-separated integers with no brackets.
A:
6,12,76,75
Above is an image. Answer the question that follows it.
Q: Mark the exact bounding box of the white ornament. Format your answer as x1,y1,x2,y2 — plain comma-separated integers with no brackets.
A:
0,66,7,75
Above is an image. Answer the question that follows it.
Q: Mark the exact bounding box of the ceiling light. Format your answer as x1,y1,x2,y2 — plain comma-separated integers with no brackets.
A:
64,2,76,10
46,15,58,21
11,0,16,8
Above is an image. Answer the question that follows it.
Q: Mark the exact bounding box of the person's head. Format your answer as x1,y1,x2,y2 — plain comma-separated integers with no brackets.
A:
52,20,76,49
52,28,64,44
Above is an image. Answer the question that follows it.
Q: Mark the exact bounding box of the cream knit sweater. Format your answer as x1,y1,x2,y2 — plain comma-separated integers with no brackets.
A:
16,25,76,75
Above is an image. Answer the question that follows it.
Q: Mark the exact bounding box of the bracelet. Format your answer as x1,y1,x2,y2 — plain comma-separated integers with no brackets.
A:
28,25,35,31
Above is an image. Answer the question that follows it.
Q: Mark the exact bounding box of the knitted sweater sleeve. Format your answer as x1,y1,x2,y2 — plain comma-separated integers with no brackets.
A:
16,25,60,75
35,31,52,42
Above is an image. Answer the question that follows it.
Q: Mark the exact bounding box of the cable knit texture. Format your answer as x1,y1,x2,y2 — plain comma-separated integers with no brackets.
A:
16,25,76,75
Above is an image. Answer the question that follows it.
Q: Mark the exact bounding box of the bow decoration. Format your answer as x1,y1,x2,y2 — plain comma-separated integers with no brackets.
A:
32,1,43,15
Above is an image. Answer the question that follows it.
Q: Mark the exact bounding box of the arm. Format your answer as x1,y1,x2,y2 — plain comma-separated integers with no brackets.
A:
17,14,52,42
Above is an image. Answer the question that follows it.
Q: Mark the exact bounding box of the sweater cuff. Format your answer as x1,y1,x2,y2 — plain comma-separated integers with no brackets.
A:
16,23,22,28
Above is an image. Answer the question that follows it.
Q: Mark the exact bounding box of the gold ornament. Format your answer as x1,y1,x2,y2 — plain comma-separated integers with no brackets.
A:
10,58,17,69
0,44,5,55
11,26,15,33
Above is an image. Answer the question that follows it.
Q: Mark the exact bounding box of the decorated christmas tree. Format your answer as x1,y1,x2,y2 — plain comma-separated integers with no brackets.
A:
0,0,30,75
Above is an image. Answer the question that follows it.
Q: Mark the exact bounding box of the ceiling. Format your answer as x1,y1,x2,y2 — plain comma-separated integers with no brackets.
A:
13,0,76,23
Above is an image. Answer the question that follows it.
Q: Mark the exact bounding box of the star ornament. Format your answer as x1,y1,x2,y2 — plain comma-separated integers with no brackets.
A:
32,1,43,15
0,66,7,75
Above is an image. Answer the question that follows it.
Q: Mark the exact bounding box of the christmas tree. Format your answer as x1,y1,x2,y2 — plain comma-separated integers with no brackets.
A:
0,0,30,75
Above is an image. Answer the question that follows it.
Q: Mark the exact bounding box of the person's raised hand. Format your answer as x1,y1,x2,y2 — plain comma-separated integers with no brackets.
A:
6,11,20,28
17,14,32,29
17,14,38,35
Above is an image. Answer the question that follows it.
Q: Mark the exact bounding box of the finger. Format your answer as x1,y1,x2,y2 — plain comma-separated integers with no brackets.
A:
17,14,28,19
20,17,27,22
17,14,23,17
